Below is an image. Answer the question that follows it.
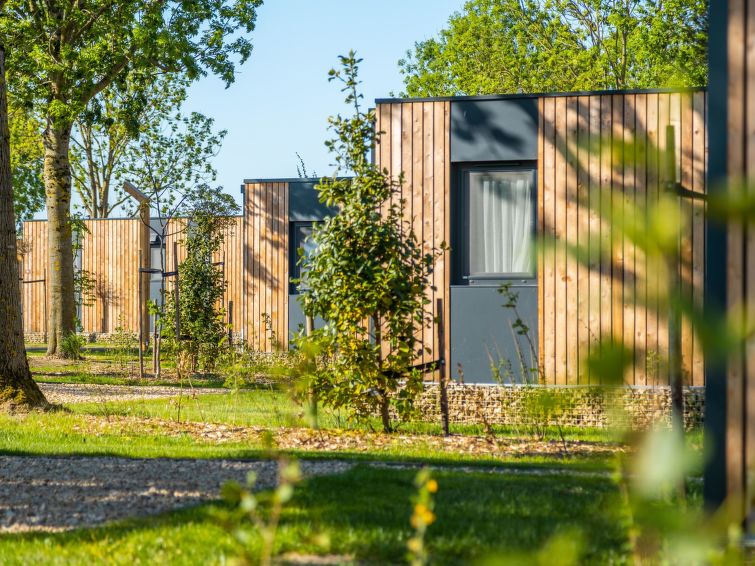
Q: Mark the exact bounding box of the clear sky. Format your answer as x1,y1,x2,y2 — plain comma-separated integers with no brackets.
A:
182,0,464,208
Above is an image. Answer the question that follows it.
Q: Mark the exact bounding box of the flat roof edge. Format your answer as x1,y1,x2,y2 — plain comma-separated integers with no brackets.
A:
375,86,708,105
242,177,351,184
22,215,244,223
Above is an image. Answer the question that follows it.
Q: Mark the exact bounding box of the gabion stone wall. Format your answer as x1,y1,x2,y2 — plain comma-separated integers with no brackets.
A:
415,384,705,430
24,333,47,344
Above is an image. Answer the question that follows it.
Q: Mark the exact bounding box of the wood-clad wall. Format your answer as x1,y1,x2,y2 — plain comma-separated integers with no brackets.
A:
705,0,755,518
165,216,244,331
375,101,452,370
376,91,706,386
20,221,49,335
538,91,707,386
242,182,289,351
79,219,145,334
20,216,242,337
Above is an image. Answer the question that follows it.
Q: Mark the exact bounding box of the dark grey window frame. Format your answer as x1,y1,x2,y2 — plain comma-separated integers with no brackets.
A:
289,221,318,294
452,161,538,286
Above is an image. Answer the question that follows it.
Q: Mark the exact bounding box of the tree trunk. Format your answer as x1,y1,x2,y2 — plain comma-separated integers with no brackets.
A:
43,118,76,357
0,44,47,409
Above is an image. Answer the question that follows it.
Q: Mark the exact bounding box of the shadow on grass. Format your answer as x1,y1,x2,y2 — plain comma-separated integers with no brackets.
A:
0,466,629,564
0,444,617,473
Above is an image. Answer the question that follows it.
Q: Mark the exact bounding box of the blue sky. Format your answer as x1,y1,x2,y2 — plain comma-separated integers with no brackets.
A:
182,0,464,208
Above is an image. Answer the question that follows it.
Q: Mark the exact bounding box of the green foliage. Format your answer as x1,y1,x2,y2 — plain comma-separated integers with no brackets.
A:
161,188,239,371
123,101,227,221
299,53,441,432
71,73,189,218
407,468,438,566
8,97,43,221
60,333,86,360
111,315,138,369
1,0,262,128
399,0,708,97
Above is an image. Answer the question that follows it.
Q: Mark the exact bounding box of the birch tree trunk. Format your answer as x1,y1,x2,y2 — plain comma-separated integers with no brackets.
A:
0,43,47,408
43,119,76,357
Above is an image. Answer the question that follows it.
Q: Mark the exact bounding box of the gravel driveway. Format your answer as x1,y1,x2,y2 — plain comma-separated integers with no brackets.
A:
39,382,227,405
0,456,352,532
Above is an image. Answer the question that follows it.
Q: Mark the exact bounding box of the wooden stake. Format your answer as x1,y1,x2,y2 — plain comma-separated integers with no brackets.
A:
173,242,180,342
437,297,450,436
137,251,144,380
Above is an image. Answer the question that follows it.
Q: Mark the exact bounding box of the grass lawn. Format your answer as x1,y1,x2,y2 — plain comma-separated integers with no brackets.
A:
0,392,625,469
3,347,707,564
27,346,224,388
0,465,636,565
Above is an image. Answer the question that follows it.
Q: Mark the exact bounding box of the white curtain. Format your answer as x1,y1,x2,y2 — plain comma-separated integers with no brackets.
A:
469,171,533,275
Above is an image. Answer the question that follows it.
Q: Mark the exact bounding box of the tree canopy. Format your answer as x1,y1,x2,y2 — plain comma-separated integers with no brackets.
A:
8,99,43,221
399,0,708,97
0,0,261,355
1,0,261,125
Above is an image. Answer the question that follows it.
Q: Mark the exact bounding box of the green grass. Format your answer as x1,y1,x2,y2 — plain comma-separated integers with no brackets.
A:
0,465,634,565
72,390,622,443
0,390,628,469
0,404,618,470
27,346,223,387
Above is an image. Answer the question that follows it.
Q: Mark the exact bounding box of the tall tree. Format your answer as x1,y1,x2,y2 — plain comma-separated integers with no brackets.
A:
0,22,47,409
0,0,261,356
399,0,707,97
71,73,188,219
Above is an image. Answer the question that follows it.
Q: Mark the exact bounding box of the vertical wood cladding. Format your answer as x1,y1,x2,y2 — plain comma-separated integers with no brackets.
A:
20,216,241,337
165,216,244,334
242,182,289,351
20,221,48,335
709,0,755,518
377,91,706,386
375,101,452,372
539,91,707,386
79,219,144,334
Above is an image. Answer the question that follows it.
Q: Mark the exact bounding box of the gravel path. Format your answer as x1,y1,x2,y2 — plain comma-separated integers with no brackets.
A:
0,456,353,533
39,382,227,405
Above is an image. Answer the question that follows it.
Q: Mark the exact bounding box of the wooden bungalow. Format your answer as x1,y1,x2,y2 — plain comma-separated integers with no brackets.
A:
20,87,708,388
243,88,708,387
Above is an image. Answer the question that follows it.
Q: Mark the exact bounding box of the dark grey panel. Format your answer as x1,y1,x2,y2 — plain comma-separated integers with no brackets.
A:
451,99,538,163
288,294,326,345
450,284,538,384
288,181,339,222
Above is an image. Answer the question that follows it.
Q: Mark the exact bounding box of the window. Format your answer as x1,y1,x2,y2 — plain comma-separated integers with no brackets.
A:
460,166,535,281
290,222,319,293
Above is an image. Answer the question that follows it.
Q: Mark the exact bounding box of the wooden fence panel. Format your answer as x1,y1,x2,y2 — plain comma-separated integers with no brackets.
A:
79,219,142,334
20,221,48,336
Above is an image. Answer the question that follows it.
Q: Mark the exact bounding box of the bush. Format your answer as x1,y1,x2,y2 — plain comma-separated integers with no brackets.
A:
60,333,87,359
